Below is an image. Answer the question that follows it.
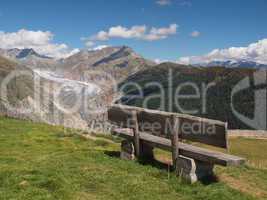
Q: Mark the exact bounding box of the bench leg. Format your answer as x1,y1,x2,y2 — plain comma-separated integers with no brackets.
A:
175,155,214,184
120,140,135,161
120,140,154,161
140,141,154,160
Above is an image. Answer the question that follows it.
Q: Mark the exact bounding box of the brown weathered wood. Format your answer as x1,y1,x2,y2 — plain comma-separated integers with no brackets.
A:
107,105,133,127
131,110,140,157
108,104,227,148
171,115,180,168
111,128,245,166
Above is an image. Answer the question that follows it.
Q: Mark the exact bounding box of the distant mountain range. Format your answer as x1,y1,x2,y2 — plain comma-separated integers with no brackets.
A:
1,47,267,70
0,46,154,80
0,48,57,70
0,48,52,60
0,46,266,130
194,59,267,68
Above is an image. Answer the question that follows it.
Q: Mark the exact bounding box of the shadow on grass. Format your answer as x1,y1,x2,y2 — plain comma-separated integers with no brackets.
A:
104,150,219,185
104,150,169,171
200,174,219,185
138,157,171,171
104,150,120,158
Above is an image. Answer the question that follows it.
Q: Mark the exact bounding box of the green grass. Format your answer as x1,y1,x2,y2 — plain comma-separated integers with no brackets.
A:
0,117,266,200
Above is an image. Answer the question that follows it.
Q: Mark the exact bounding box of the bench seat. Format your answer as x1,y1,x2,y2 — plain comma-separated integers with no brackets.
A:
112,128,245,167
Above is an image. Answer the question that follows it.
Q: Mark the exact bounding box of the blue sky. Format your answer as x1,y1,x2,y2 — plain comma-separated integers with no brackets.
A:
0,0,267,61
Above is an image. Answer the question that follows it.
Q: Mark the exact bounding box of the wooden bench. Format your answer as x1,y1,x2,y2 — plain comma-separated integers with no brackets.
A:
108,104,245,183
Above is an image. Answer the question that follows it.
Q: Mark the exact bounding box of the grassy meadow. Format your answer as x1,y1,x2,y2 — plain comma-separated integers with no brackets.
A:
0,116,267,200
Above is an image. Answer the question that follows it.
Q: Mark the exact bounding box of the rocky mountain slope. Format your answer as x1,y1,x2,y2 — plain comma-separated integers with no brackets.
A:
0,46,154,82
0,48,58,70
57,46,154,82
0,56,34,117
0,46,156,130
0,56,107,130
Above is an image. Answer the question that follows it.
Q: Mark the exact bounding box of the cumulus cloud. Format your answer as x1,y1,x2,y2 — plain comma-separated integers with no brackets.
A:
0,29,79,58
190,31,200,37
85,24,178,46
177,38,267,65
146,24,177,40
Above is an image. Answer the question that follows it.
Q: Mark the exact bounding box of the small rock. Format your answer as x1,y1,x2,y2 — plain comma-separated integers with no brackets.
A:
19,180,29,187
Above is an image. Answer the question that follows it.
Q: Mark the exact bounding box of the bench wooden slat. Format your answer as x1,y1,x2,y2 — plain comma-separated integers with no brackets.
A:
108,104,228,148
112,128,245,166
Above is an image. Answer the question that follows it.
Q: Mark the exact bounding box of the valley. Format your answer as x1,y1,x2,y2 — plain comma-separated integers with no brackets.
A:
0,46,266,131
1,1,266,199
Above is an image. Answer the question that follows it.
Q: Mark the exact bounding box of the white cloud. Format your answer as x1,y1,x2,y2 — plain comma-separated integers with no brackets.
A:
0,29,79,58
156,0,171,6
156,0,192,7
85,41,95,47
93,31,110,41
177,38,267,65
108,25,146,39
190,31,200,37
93,45,109,51
86,24,178,45
146,24,177,41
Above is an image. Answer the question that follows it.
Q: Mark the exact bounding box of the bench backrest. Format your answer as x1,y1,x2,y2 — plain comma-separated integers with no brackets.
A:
108,104,228,149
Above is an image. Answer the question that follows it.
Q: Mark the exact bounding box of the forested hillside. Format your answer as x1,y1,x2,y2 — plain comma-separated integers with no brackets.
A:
119,63,266,130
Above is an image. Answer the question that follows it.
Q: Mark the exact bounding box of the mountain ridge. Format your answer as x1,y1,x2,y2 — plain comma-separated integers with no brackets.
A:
0,48,53,60
1,46,267,70
193,59,267,68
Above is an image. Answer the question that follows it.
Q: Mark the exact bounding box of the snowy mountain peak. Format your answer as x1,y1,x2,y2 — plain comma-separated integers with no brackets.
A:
16,48,52,59
0,48,53,60
196,59,267,69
